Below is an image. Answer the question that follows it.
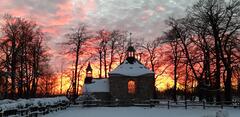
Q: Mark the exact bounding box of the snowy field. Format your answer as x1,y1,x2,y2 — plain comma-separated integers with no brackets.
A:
44,106,240,117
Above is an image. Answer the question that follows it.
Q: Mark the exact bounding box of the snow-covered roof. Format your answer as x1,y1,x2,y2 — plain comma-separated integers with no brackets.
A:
83,79,109,93
109,59,154,77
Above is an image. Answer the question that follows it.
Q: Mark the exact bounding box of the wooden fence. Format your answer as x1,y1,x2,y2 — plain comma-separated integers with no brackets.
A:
0,101,69,117
80,100,240,109
2,99,239,116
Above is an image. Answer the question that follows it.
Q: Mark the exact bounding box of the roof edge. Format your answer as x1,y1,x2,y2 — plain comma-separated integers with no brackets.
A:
108,72,155,77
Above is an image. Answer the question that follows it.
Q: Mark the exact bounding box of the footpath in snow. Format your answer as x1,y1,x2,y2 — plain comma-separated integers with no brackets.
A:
44,106,240,117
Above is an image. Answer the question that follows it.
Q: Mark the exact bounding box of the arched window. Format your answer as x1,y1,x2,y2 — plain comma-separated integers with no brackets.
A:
128,80,136,94
86,71,92,77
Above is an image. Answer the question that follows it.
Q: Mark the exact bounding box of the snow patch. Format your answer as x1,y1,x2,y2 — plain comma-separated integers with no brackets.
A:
216,109,229,117
43,107,239,117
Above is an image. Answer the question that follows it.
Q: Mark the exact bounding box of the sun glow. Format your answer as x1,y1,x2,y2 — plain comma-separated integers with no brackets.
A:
55,73,72,94
155,74,183,92
53,63,177,95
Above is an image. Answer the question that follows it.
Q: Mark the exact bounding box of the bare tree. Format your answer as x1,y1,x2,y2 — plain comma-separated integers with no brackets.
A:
64,24,91,101
140,38,162,72
115,32,128,64
108,30,124,72
165,29,183,102
0,14,52,99
1,14,21,99
0,37,11,98
96,30,109,78
187,0,240,102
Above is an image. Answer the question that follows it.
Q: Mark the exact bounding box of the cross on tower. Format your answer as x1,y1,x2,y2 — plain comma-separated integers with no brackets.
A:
129,32,132,47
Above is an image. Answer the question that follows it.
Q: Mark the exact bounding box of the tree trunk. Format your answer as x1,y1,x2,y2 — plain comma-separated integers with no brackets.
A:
213,30,222,103
19,53,24,98
25,49,30,98
10,38,17,99
151,60,155,72
4,76,8,98
19,40,25,98
224,65,232,103
203,44,213,102
99,50,102,78
173,52,178,102
4,55,10,98
73,40,81,100
104,48,107,78
109,49,114,72
185,62,188,101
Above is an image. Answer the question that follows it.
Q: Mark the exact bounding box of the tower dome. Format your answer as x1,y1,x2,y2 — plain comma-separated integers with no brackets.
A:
85,62,93,84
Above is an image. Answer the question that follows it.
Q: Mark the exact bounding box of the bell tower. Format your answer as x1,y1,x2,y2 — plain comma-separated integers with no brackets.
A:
127,46,136,58
126,33,136,63
85,62,93,84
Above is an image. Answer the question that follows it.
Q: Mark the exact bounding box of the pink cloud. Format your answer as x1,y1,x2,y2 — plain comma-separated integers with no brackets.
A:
55,0,73,25
74,0,96,21
156,5,166,12
141,10,154,21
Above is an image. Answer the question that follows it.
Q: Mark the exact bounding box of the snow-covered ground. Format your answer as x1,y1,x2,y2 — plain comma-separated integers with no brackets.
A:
44,106,240,117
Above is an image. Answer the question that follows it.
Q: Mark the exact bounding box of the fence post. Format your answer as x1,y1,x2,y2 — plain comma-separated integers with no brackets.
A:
0,111,3,117
185,101,187,109
168,101,170,109
203,101,205,109
239,101,240,108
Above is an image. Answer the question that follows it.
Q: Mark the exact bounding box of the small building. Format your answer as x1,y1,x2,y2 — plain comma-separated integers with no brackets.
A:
83,78,110,100
83,63,110,100
109,46,155,101
82,45,155,101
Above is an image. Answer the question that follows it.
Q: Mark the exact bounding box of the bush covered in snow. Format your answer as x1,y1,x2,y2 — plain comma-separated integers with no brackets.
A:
0,96,69,112
0,99,15,105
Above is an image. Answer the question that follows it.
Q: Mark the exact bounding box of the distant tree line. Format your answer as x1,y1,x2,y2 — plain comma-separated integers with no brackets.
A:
164,0,240,103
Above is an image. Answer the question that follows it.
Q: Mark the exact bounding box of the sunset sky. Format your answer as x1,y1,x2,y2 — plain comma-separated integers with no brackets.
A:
0,0,198,92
